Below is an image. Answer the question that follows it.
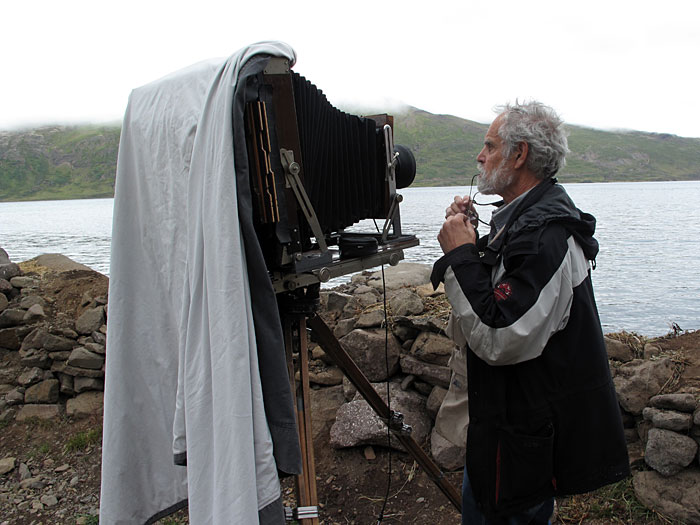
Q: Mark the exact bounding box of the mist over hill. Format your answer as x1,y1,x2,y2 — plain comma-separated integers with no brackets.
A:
1,107,699,201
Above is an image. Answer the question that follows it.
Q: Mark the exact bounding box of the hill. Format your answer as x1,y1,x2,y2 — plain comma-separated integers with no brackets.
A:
1,108,699,201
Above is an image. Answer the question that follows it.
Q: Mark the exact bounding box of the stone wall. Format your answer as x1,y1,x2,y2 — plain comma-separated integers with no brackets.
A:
0,248,107,422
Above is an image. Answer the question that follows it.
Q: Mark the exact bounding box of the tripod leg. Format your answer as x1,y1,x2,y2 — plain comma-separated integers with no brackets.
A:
284,316,320,524
307,313,462,513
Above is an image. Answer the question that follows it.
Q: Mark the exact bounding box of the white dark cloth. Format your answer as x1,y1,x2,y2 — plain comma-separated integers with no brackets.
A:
101,42,298,525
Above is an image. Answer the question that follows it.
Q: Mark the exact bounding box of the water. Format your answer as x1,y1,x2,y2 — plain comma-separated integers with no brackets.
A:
1,182,699,336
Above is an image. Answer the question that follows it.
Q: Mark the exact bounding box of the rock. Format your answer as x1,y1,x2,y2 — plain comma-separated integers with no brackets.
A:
19,476,45,490
409,332,455,366
400,355,451,388
342,376,357,401
394,315,447,334
643,342,663,359
355,292,379,307
339,329,400,382
330,384,431,451
0,327,20,350
40,494,58,507
695,408,700,427
49,351,71,361
55,364,104,378
392,324,418,343
326,292,353,313
66,391,103,418
366,263,432,290
416,282,445,298
649,393,698,413
18,462,31,480
388,288,424,316
0,308,25,328
16,404,60,421
0,293,7,312
643,407,693,431
10,276,40,288
0,277,13,293
19,295,46,309
308,366,343,386
426,386,448,419
0,457,16,475
5,388,25,405
84,342,105,355
24,379,60,403
633,469,700,524
604,336,634,362
43,333,75,352
644,428,698,476
430,427,465,471
75,306,105,335
17,367,47,387
23,303,45,322
24,253,93,273
333,318,356,339
355,309,386,328
20,327,48,350
67,347,105,370
0,262,21,281
19,348,50,368
58,373,75,395
613,358,675,415
91,330,106,345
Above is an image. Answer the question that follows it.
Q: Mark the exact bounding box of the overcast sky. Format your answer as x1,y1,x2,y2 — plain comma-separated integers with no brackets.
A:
2,0,699,137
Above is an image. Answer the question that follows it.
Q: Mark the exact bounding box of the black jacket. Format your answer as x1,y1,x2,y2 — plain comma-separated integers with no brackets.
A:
432,180,629,518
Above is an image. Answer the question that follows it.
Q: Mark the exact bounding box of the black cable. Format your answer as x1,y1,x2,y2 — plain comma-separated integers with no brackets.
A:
376,262,391,524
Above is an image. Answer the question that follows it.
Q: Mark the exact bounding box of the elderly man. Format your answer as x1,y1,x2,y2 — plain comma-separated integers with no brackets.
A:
431,101,629,524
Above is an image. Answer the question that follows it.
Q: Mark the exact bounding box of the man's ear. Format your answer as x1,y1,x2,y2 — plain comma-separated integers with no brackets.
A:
514,142,528,169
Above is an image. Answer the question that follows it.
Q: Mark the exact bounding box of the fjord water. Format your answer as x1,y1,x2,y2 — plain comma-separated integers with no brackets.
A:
1,181,698,336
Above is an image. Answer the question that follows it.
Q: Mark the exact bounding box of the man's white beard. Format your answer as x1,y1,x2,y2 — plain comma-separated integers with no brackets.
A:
476,160,514,195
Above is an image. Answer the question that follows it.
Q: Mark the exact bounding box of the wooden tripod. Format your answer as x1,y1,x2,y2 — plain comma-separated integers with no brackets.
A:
281,290,462,523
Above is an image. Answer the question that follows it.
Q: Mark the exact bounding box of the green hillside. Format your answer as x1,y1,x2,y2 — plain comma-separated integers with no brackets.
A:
1,107,699,202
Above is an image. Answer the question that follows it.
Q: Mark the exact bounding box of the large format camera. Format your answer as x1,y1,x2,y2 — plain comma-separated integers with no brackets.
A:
242,57,418,292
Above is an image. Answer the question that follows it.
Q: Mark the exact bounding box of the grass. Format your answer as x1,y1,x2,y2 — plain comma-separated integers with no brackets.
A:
556,478,674,524
65,425,102,453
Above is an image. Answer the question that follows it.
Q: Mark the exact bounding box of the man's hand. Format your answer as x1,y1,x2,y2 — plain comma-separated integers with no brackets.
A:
445,195,476,219
438,213,476,254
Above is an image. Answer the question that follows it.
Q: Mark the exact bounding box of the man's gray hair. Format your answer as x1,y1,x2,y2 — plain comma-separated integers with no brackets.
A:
496,101,569,179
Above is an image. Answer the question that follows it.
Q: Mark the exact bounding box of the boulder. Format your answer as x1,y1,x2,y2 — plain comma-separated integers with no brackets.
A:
24,379,60,404
0,456,16,475
9,276,39,288
355,309,386,328
644,428,698,476
330,384,430,451
0,278,12,294
613,358,675,415
643,407,693,432
604,336,634,362
43,333,75,352
388,288,424,316
0,327,20,350
75,306,105,335
393,315,446,334
325,291,353,313
23,303,46,322
20,327,49,350
409,332,455,366
73,376,104,393
339,329,400,382
400,355,451,388
366,262,432,290
633,469,700,524
333,318,356,339
67,347,105,370
430,427,465,471
416,282,445,298
649,393,698,413
19,295,46,309
0,262,21,281
17,367,48,387
16,404,60,421
66,391,103,418
19,348,51,368
643,342,663,359
0,308,26,328
0,292,8,312
426,386,448,419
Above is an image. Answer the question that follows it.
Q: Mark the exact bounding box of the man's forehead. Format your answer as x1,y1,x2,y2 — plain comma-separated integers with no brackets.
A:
485,115,504,143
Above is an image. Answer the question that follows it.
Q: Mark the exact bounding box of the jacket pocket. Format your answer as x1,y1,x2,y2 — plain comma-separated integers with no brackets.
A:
494,422,555,514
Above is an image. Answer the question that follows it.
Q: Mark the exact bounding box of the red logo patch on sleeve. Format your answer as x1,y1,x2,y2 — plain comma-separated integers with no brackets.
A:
494,282,512,302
